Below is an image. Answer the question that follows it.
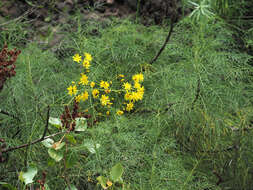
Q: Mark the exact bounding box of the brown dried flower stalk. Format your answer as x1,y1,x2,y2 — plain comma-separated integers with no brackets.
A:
0,44,21,92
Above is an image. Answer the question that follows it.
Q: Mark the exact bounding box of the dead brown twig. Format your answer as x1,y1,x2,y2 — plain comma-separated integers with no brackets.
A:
149,0,178,65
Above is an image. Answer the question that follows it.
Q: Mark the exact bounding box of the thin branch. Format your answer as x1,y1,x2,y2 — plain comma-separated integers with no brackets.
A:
12,129,21,139
213,170,224,185
149,18,175,65
41,105,50,140
191,79,201,110
0,109,20,121
2,131,66,153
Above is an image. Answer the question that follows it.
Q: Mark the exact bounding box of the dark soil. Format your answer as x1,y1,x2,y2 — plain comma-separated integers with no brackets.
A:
0,0,188,51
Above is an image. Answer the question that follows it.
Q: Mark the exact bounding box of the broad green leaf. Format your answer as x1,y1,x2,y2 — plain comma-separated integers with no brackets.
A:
41,138,54,148
49,117,62,129
83,141,100,154
66,134,77,144
97,176,108,189
110,163,124,182
0,182,17,190
65,184,78,190
48,149,63,162
75,117,87,132
19,166,38,185
52,141,65,150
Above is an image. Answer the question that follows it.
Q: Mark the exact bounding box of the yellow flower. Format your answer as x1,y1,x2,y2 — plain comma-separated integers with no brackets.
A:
126,102,134,112
124,92,132,101
75,94,82,102
100,80,110,89
82,60,90,69
76,91,89,102
81,91,89,101
118,74,124,78
92,89,99,98
106,111,110,115
84,52,92,62
79,73,89,85
90,81,95,88
100,95,111,106
120,79,125,82
67,85,78,96
104,89,111,94
132,73,144,83
137,86,145,94
123,82,131,91
73,54,82,63
131,91,143,101
116,110,124,115
134,82,141,89
107,181,113,187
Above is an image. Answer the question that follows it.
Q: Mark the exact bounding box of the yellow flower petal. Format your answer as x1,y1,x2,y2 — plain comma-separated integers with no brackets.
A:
73,54,82,63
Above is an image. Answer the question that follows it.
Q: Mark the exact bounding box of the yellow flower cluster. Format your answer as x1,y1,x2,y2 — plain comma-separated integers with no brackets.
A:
68,52,93,103
72,52,93,70
118,73,144,114
67,53,145,116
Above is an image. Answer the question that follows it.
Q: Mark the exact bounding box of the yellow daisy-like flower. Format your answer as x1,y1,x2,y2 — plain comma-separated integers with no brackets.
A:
104,89,111,94
82,60,90,69
134,82,141,89
67,85,78,96
124,92,132,101
84,53,92,62
75,94,82,103
132,73,144,83
81,91,89,101
90,81,95,88
92,89,99,98
123,82,131,91
79,73,89,85
76,91,89,102
100,95,111,106
126,102,134,112
100,80,110,89
107,181,113,187
116,110,124,115
106,111,110,115
137,86,145,94
73,54,82,63
131,91,143,101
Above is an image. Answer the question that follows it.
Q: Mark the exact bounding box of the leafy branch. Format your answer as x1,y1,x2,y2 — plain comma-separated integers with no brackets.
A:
1,106,65,154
